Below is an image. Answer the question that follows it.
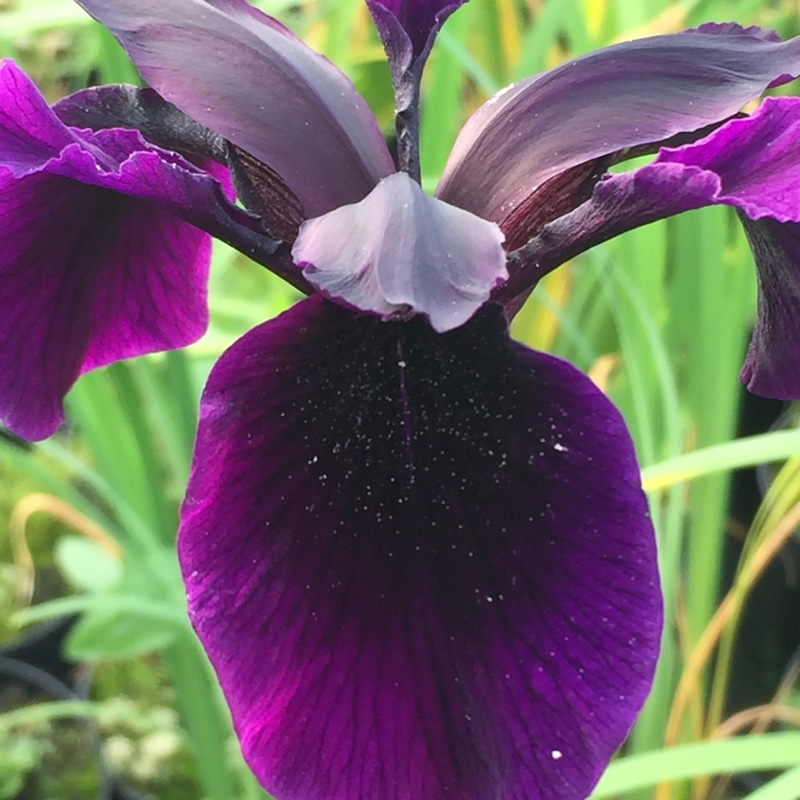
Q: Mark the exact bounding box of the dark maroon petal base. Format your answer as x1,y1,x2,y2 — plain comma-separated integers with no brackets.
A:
179,296,661,800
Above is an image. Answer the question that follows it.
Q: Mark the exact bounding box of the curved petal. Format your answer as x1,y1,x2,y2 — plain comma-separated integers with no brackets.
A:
0,60,75,165
501,96,800,400
738,217,800,398
367,0,466,78
0,61,227,439
292,172,507,332
655,97,800,398
0,170,209,441
0,61,260,233
437,25,800,224
53,83,228,164
179,296,661,800
74,0,395,216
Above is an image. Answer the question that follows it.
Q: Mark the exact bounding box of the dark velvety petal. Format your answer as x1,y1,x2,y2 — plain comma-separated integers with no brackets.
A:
437,26,800,225
501,96,800,399
179,296,661,800
293,172,506,332
53,83,228,164
74,0,395,216
737,217,800,398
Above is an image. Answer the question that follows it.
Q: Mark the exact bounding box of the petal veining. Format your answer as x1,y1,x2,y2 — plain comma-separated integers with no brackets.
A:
179,296,662,800
0,169,209,440
293,172,506,332
437,27,800,225
74,0,395,215
0,61,234,439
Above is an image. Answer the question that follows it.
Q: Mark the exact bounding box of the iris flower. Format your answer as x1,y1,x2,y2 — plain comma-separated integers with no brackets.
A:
2,0,800,797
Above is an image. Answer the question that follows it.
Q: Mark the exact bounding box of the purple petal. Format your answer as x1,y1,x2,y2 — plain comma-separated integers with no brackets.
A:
501,96,800,400
654,97,800,398
179,296,661,800
0,60,75,166
738,217,800,398
292,172,506,332
655,96,800,223
0,170,209,441
0,61,256,229
437,26,800,225
0,61,237,439
367,0,466,78
74,0,395,216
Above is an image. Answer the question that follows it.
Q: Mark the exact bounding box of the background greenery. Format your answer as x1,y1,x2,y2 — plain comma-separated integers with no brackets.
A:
1,0,799,797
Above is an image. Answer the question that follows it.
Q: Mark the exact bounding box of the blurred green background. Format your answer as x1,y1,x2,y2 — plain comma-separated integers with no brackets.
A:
1,0,800,797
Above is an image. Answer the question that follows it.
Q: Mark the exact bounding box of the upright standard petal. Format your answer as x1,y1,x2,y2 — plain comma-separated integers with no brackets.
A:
292,172,507,333
180,296,661,800
501,96,800,399
0,61,241,439
74,0,396,216
437,26,800,224
367,0,466,79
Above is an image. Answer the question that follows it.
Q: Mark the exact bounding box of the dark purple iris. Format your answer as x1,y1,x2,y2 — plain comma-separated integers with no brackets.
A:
1,1,800,798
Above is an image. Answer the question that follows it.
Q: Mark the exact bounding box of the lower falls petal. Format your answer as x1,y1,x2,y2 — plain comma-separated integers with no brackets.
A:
179,295,662,800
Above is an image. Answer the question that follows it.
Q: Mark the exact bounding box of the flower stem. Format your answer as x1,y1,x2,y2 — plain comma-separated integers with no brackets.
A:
396,86,422,183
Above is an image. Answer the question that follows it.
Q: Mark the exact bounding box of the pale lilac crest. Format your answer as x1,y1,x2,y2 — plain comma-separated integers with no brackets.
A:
74,0,395,216
438,27,800,225
293,172,507,332
179,297,661,800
